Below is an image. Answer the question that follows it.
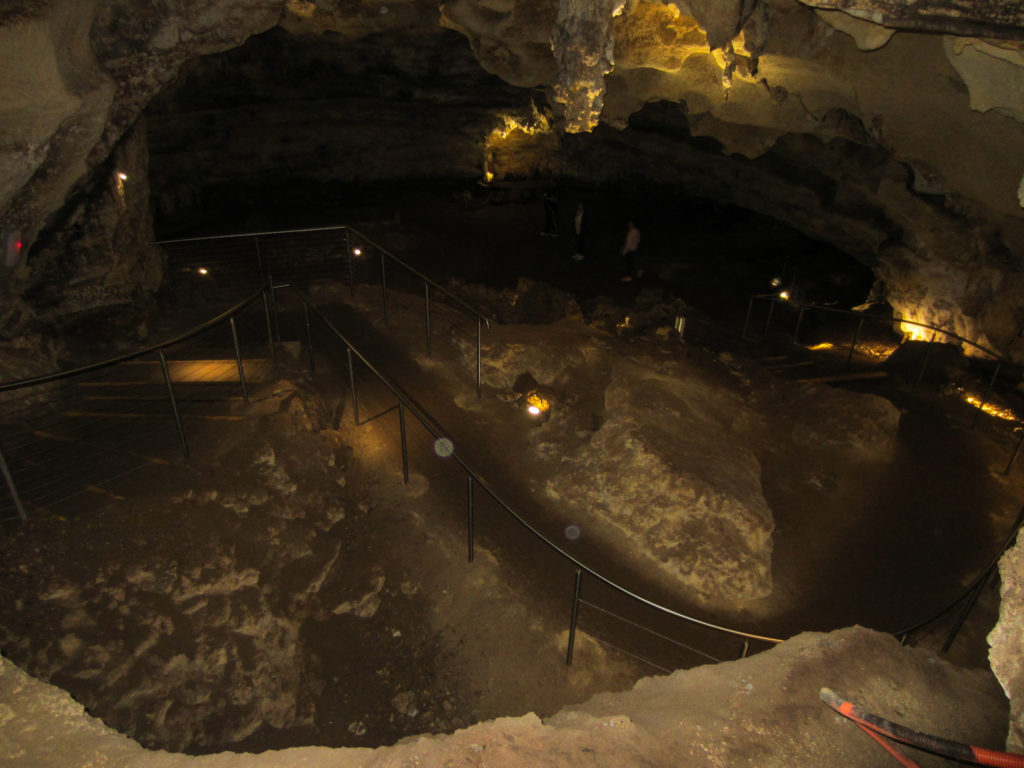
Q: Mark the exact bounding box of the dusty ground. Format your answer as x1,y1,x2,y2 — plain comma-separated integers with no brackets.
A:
1,187,1022,756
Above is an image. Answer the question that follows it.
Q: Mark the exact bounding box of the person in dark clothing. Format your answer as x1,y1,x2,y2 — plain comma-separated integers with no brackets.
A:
542,188,559,236
571,201,586,261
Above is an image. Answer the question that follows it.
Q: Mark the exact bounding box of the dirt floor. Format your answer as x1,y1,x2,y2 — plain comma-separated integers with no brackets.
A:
1,186,1022,755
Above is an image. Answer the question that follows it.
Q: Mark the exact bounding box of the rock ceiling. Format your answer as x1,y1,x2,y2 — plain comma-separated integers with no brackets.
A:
0,0,1023,364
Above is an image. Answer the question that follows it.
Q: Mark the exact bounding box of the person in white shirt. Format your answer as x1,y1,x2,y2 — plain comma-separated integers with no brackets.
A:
620,219,641,281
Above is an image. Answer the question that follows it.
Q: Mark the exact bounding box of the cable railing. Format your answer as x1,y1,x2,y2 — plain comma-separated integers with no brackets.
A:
742,291,1024,651
0,283,276,522
279,283,785,667
0,272,783,672
157,225,493,396
744,293,1024,458
2,269,1012,671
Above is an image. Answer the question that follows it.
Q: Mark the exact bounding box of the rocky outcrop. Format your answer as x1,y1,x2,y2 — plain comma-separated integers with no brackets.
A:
545,365,775,604
0,0,282,250
0,625,1011,767
990,528,1024,752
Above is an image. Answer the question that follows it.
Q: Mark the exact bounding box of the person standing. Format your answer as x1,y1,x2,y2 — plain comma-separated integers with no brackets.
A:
571,201,586,261
620,219,641,281
541,188,559,236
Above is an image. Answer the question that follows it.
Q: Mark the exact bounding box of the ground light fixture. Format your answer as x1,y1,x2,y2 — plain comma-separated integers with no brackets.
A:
197,267,209,276
352,247,362,257
524,390,552,419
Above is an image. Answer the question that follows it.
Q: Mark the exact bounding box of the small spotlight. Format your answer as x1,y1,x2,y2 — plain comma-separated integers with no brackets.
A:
352,247,362,257
524,391,551,419
116,172,128,181
779,290,790,300
770,276,782,288
197,267,209,276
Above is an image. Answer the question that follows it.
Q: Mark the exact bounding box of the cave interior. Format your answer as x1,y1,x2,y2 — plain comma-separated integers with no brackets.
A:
2,0,1024,761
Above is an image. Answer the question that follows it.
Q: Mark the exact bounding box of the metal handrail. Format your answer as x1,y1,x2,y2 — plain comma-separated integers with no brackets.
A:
156,225,351,244
746,293,1011,364
288,284,784,653
156,225,494,396
746,291,1024,650
156,225,493,330
0,282,274,521
894,510,1024,642
0,283,271,394
345,226,492,331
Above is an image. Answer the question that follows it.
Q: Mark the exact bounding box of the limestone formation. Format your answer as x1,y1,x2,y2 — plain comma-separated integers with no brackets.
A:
0,625,1011,767
549,0,622,133
990,529,1024,752
545,365,775,603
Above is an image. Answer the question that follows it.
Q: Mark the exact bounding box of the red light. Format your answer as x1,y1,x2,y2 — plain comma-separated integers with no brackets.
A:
16,241,22,250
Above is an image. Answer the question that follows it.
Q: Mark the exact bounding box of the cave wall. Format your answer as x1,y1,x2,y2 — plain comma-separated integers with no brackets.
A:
443,0,1024,356
0,0,282,376
0,0,1023,368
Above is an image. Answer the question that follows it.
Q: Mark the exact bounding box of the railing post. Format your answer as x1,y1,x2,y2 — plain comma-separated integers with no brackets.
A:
763,297,775,338
268,270,281,344
1005,430,1024,476
0,443,27,521
344,228,354,297
793,306,805,345
262,289,278,368
914,344,932,390
476,319,483,399
972,362,1001,430
741,297,755,340
424,283,432,358
845,316,864,370
159,350,190,462
566,569,583,665
380,252,389,322
942,568,992,653
346,346,360,426
398,402,409,484
303,301,315,372
467,474,475,563
253,236,264,283
739,639,749,659
229,316,249,406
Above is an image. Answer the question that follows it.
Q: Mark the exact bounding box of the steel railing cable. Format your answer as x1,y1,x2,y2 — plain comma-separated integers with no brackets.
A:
893,508,1024,643
0,283,270,395
156,225,495,397
0,283,274,521
5,273,1008,664
579,598,724,664
287,284,785,651
156,225,493,328
746,291,1024,649
344,226,492,330
746,293,1015,365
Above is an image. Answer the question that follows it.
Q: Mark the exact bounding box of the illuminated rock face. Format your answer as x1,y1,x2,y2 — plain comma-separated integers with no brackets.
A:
550,0,622,133
544,368,775,604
